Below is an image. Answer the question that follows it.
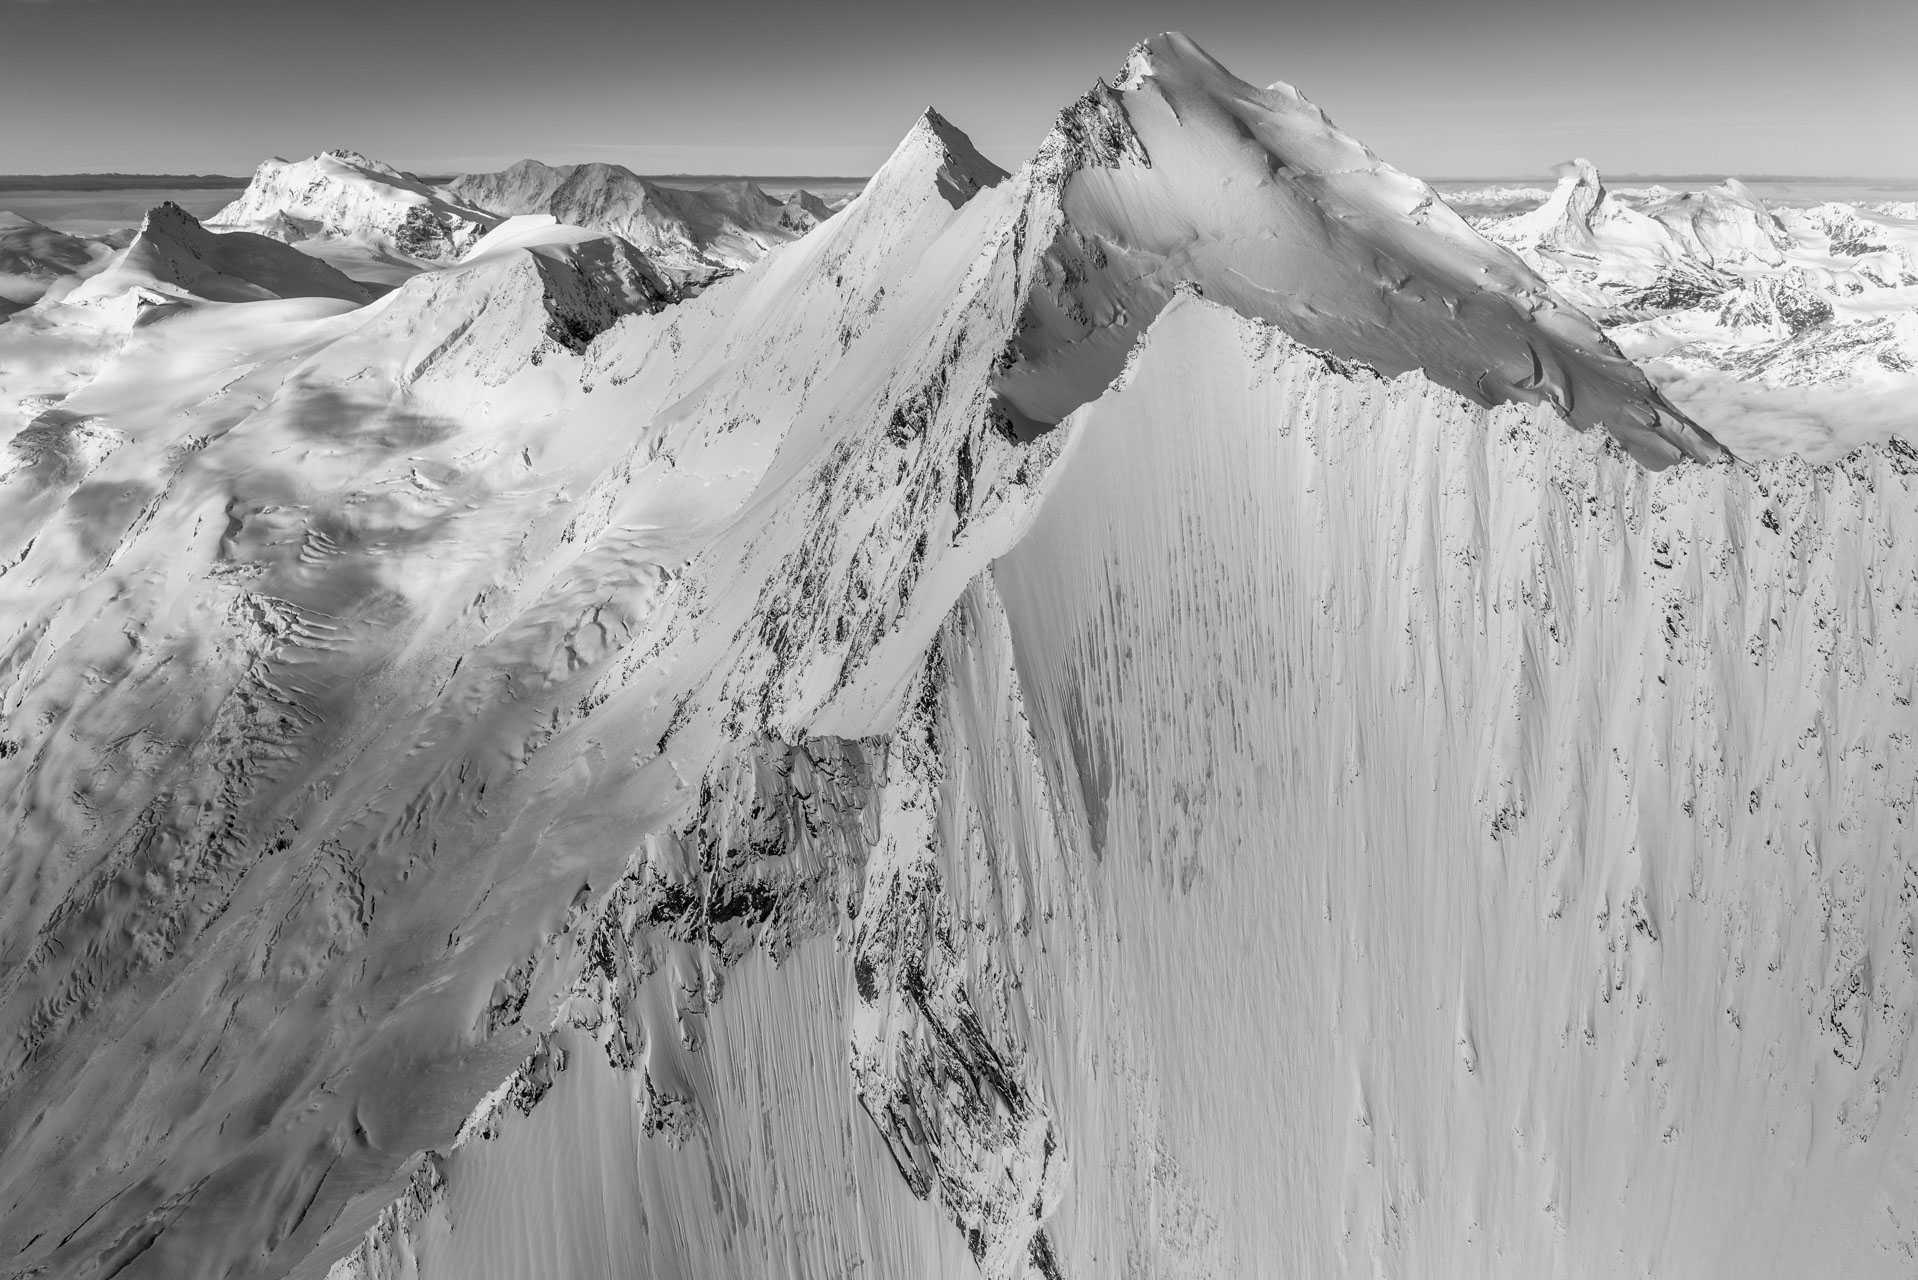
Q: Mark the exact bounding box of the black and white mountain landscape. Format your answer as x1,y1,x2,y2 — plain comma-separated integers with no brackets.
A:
3,18,1918,1280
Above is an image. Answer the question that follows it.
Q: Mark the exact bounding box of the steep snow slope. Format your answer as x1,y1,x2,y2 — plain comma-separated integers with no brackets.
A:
981,296,1918,1276
0,98,1050,1280
329,295,1918,1280
443,161,839,287
1,30,1914,1280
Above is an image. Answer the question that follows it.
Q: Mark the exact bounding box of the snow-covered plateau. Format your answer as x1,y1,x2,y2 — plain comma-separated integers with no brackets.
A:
2,29,1917,1280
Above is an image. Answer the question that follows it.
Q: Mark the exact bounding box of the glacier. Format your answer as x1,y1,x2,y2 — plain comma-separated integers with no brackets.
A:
1,29,1917,1280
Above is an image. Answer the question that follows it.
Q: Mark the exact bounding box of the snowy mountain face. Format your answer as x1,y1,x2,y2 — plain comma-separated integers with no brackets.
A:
208,150,500,283
442,160,842,288
69,201,374,307
3,30,1918,1280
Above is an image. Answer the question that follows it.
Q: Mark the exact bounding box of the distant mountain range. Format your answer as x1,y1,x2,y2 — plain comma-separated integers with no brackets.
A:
11,170,1915,195
1433,172,1918,186
0,173,250,191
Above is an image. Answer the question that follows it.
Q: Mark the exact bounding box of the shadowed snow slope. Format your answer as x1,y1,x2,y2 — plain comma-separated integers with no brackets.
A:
2,31,1913,1280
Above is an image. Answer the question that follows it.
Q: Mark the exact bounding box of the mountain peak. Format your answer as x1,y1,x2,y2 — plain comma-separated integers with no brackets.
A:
875,108,1008,209
995,38,1721,466
140,200,202,236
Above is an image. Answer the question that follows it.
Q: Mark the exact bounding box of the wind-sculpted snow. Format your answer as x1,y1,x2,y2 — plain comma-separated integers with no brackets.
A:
2,29,1917,1280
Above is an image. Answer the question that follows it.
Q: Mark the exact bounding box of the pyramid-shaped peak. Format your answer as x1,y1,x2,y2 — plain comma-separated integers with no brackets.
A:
873,108,1008,209
913,109,1007,178
139,201,206,239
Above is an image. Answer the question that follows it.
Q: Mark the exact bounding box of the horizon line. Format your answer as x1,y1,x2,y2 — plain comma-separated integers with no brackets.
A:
6,170,1918,189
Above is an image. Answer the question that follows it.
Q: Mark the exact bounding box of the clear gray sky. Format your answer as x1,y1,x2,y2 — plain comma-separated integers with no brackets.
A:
3,0,1914,179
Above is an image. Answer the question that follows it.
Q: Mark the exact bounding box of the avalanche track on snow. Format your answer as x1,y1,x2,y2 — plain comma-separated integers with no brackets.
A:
1,30,1915,1280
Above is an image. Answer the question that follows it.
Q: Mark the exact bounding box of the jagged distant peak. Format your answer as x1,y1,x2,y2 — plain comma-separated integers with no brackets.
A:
1551,156,1605,185
139,199,203,233
1547,158,1607,210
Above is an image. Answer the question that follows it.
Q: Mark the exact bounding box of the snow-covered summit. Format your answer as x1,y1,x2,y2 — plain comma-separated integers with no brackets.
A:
210,150,497,262
1505,157,1614,255
67,201,371,307
1650,177,1791,266
993,32,1721,467
907,107,1012,206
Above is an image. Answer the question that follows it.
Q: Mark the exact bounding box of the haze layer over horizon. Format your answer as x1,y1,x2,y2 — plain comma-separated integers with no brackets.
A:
2,0,1914,182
